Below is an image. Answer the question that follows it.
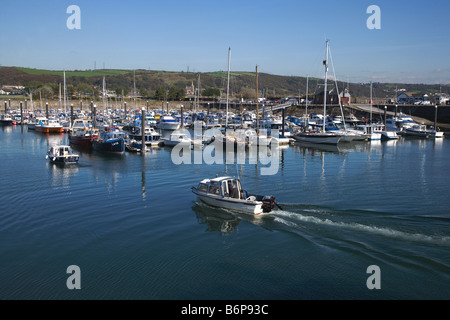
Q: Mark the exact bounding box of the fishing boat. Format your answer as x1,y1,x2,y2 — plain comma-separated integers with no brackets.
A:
192,176,280,216
92,128,126,154
68,119,96,149
36,118,64,133
27,116,47,130
46,145,79,164
0,114,15,125
353,124,382,141
128,126,161,146
69,127,96,149
373,124,399,140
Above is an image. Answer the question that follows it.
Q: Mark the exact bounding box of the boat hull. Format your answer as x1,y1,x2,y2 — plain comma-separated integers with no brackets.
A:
0,120,14,126
69,135,93,149
92,139,125,154
380,131,399,140
156,123,180,130
293,133,341,145
193,189,265,215
36,126,64,133
48,155,79,164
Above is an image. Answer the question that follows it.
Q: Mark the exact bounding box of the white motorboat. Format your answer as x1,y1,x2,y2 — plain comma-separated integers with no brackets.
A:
373,124,398,140
162,131,192,147
353,124,382,141
404,124,444,138
192,176,280,216
385,114,416,132
156,115,180,130
46,145,79,164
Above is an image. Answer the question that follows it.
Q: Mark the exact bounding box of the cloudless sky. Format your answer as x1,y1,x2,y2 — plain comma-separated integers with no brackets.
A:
1,0,449,84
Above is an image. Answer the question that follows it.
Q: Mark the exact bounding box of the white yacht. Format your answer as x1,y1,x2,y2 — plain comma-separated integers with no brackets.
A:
156,115,180,130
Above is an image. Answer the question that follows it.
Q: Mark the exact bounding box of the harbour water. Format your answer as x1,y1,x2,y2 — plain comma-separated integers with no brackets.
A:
1,125,449,300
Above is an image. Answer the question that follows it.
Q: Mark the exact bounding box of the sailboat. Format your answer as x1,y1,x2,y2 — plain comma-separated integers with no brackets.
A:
354,82,382,141
293,40,341,145
215,47,247,148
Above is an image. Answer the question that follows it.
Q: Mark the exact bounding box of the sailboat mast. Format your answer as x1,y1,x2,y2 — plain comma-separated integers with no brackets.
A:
63,71,67,114
305,75,309,117
323,40,329,132
102,76,106,110
370,82,373,124
256,65,259,134
226,47,231,128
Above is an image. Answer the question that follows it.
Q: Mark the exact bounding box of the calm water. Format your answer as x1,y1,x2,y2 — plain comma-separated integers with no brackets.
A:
1,125,449,300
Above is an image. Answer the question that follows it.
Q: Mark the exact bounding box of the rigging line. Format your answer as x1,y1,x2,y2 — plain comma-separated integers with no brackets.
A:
328,46,347,130
257,72,270,132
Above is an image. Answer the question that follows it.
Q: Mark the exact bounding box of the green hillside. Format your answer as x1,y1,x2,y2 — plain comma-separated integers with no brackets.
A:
1,66,449,102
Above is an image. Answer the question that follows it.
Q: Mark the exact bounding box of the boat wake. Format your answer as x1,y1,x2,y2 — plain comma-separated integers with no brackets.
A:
192,200,450,247
270,204,450,247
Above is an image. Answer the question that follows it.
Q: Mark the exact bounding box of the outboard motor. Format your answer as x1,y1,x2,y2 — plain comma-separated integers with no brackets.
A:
261,195,276,213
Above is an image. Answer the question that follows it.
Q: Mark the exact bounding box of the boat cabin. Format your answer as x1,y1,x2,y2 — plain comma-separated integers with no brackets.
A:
50,145,72,157
197,176,244,199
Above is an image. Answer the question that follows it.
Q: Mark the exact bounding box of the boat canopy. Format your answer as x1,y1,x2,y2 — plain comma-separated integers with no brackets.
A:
197,176,243,199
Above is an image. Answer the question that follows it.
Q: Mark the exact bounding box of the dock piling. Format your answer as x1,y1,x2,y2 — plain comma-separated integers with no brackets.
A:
141,107,146,152
180,105,184,128
70,104,74,128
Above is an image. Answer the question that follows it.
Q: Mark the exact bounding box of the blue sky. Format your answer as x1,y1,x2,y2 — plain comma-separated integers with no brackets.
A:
1,0,449,84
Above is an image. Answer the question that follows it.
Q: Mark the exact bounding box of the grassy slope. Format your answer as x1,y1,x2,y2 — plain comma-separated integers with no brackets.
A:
16,67,131,77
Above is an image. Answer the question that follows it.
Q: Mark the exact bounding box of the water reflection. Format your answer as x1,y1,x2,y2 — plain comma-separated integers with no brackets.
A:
0,125,13,134
192,202,240,233
291,142,345,155
47,162,79,188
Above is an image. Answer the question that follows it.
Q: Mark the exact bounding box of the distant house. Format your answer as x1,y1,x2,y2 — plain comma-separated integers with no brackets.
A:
339,89,351,104
185,81,195,97
435,94,449,105
1,85,25,96
397,93,409,103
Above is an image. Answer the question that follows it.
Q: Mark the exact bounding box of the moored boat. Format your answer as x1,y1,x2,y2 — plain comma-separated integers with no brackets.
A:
92,128,126,154
156,115,180,130
293,131,342,145
192,176,280,216
161,131,192,147
0,114,15,125
46,145,79,164
404,124,444,138
128,126,161,146
36,118,64,133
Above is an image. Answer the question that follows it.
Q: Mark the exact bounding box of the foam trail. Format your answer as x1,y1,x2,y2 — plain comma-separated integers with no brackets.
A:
272,210,450,247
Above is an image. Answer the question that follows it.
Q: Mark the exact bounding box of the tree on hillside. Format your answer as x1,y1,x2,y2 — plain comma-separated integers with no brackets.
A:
170,86,185,101
202,88,220,97
154,86,167,101
140,88,149,98
115,86,129,97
